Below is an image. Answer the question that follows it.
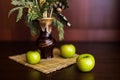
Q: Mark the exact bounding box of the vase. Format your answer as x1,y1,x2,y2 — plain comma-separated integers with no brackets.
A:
36,18,56,59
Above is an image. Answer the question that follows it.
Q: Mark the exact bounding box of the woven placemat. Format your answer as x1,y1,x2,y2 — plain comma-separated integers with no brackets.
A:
9,48,78,74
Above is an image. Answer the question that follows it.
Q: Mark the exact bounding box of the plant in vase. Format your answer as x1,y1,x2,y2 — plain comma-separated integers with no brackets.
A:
9,0,71,59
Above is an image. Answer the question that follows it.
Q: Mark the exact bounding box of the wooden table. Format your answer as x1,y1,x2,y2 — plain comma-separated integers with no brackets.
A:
0,41,120,80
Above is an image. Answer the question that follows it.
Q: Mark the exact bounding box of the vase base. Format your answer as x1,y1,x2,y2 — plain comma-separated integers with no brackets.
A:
38,45,55,59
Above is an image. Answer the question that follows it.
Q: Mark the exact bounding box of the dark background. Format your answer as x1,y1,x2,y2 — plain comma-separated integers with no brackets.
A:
0,0,120,42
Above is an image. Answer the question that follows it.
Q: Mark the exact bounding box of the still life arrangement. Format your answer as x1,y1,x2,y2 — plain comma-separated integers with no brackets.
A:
9,0,95,74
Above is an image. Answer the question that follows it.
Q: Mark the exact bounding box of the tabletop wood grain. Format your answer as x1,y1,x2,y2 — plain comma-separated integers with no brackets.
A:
0,41,120,80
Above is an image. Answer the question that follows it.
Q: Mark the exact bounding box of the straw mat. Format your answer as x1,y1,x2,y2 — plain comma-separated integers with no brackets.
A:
9,48,78,74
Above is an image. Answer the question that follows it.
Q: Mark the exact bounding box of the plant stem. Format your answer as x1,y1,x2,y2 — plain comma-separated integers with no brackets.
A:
50,8,53,18
43,11,47,18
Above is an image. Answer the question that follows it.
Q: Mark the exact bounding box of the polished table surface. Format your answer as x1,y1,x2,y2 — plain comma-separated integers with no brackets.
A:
0,41,120,80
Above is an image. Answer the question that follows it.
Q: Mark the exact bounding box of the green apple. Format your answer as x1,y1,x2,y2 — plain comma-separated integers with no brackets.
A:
60,44,76,58
76,53,95,72
26,51,41,64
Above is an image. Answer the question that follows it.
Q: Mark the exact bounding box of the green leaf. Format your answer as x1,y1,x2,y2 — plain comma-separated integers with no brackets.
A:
27,12,39,23
16,7,23,22
27,12,32,23
11,0,33,7
11,1,23,6
26,20,38,36
53,18,64,41
8,7,23,18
